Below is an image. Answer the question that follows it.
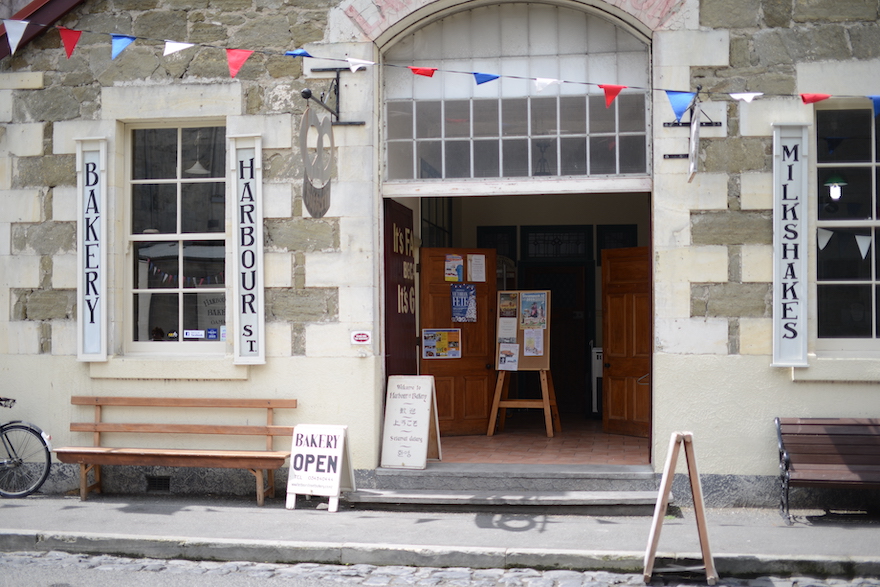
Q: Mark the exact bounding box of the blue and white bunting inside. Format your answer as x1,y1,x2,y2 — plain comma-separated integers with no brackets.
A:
817,228,833,250
473,72,499,85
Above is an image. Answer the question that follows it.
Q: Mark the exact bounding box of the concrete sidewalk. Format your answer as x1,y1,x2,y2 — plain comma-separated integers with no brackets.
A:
1,494,879,578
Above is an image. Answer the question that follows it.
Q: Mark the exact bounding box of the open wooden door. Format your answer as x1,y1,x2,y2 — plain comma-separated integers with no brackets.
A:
420,248,497,436
602,246,651,438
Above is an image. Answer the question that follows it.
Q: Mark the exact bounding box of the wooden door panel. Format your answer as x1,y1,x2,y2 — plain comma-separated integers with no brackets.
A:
464,375,490,421
420,248,497,436
434,376,455,422
602,247,651,439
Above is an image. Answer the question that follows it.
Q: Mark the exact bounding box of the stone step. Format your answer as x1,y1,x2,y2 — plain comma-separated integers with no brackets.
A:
344,489,662,515
372,463,657,492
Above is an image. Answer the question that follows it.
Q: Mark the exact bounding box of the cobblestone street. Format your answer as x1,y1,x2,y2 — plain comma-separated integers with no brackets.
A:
3,551,880,587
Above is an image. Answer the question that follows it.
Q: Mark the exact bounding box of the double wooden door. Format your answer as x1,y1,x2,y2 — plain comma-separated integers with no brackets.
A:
419,248,497,436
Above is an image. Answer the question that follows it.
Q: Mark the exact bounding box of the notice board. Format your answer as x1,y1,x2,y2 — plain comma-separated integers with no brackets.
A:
495,290,551,371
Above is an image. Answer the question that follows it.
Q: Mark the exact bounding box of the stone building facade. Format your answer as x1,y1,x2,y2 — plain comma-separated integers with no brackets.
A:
2,0,880,506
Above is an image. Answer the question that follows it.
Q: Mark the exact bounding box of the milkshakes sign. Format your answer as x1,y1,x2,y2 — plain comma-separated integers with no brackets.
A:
772,125,809,367
232,137,265,364
77,140,107,361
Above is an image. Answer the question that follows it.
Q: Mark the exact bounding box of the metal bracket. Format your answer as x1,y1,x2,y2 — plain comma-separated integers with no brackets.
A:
302,67,366,126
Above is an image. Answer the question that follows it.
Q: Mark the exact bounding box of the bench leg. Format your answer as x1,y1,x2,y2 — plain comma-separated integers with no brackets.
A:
248,469,266,506
780,473,792,525
79,463,102,501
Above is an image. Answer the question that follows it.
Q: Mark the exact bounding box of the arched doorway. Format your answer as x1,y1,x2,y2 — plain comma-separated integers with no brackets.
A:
380,2,653,465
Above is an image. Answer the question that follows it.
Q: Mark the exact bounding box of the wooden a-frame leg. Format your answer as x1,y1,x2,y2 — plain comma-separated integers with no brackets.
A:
487,371,507,436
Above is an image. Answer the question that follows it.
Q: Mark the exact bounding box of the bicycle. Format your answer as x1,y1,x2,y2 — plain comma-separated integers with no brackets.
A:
0,397,52,497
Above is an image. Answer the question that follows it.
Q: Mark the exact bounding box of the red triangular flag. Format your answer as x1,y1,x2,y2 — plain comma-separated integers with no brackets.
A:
598,84,627,108
57,27,82,59
801,93,831,104
408,66,437,78
226,49,253,78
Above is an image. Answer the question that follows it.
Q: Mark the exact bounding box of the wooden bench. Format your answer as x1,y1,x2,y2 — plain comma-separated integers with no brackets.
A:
775,417,880,524
54,396,297,506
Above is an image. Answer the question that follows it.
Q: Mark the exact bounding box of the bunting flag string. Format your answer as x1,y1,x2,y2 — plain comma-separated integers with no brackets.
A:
598,84,627,107
146,258,225,287
226,48,253,78
3,19,880,117
58,26,81,59
110,34,135,60
2,19,29,55
164,41,194,56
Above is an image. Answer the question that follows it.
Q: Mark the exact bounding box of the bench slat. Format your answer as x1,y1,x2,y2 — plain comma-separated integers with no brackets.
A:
70,423,295,436
54,447,290,470
71,396,297,409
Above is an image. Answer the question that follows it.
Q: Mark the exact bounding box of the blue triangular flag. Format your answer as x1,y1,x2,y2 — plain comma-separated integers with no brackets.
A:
285,49,312,58
666,90,696,122
111,34,135,59
473,72,500,85
869,95,880,117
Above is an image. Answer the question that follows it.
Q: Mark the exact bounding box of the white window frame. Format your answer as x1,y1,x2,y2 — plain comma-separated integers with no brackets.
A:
123,120,230,356
812,100,880,356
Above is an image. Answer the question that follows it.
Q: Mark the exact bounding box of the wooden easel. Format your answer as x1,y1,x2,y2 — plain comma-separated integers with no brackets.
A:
486,369,561,437
643,431,718,585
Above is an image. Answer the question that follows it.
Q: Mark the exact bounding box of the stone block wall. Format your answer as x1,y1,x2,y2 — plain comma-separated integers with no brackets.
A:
0,0,348,358
677,0,880,355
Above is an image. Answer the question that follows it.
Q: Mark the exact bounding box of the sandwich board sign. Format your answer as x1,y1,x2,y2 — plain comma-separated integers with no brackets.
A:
380,375,441,468
285,424,355,512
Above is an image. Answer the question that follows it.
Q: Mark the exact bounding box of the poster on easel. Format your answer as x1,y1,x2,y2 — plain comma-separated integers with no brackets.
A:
285,424,355,513
380,375,442,469
495,290,551,371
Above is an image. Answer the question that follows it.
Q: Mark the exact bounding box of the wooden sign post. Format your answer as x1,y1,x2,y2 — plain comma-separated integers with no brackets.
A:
285,424,355,513
643,431,718,585
381,375,441,468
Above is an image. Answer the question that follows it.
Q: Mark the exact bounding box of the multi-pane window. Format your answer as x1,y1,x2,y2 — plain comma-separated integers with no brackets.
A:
815,109,880,340
383,4,650,182
129,125,227,346
386,94,647,179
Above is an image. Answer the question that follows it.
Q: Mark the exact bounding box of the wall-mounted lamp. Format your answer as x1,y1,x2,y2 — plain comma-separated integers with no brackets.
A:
824,173,847,201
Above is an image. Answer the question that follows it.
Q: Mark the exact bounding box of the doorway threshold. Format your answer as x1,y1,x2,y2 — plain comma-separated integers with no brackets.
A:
439,416,650,466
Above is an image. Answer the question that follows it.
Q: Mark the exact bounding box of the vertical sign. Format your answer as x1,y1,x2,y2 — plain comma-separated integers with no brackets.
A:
383,200,418,376
76,139,107,361
772,125,809,367
231,136,265,364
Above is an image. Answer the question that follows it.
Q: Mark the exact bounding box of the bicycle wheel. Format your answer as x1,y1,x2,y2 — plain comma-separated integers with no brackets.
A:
0,423,51,497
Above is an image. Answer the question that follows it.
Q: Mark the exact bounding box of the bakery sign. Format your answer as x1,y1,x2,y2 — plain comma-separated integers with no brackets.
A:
76,139,107,362
772,125,809,367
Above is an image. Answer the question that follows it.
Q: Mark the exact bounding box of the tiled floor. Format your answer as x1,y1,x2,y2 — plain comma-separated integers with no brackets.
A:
439,412,650,465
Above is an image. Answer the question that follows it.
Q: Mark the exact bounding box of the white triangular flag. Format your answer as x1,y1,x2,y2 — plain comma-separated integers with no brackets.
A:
730,92,763,103
347,58,374,72
856,234,872,259
534,78,560,92
164,41,194,56
3,20,29,55
817,228,833,250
